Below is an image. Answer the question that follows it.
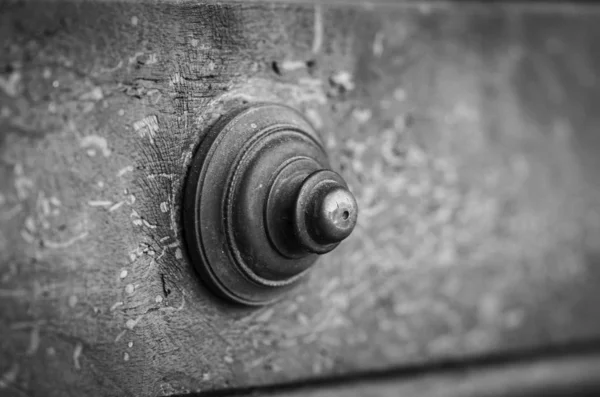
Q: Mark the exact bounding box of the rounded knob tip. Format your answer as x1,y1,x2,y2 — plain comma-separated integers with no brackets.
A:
312,186,358,243
294,170,359,254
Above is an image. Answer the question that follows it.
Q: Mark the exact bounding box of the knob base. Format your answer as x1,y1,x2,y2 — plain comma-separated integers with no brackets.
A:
183,104,330,305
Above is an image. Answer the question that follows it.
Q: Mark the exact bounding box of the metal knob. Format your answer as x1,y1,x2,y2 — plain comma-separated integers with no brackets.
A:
183,103,358,305
293,170,358,254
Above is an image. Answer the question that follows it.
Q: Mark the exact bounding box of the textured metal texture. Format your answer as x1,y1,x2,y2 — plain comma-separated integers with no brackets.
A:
1,1,600,396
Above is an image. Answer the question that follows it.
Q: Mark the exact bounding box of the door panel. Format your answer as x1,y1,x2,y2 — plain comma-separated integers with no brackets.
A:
1,2,600,396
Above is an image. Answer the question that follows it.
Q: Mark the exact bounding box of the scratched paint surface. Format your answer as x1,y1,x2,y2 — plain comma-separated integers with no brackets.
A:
1,2,600,396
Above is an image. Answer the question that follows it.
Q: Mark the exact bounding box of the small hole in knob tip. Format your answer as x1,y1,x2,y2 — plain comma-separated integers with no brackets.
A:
342,211,349,220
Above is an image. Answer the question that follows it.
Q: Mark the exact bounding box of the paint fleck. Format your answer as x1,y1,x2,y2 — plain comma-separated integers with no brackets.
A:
80,87,104,101
88,200,113,207
42,68,52,79
110,301,124,311
109,201,125,212
133,115,159,143
44,231,89,249
125,284,135,294
124,352,130,361
114,330,127,342
128,342,133,348
280,60,306,72
118,109,125,116
117,165,134,177
330,71,355,92
142,219,157,229
68,295,78,308
73,343,83,370
50,197,61,212
24,216,36,232
131,210,143,226
125,316,143,330
155,295,163,303
224,356,234,364
120,270,128,279
147,173,175,180
352,108,372,124
175,248,183,260
131,16,138,26
14,164,34,199
311,4,323,54
128,52,144,66
157,248,168,260
80,135,111,157
146,53,158,65
160,202,169,213
190,38,199,47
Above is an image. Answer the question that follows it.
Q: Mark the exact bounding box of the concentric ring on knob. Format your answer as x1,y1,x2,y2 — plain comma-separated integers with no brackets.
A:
312,186,358,244
183,103,358,306
293,170,358,254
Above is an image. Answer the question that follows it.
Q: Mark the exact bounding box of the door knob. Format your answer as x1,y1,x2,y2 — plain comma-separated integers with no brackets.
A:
183,104,358,305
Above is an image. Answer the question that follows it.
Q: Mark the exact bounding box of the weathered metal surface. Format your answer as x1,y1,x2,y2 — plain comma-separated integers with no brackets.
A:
1,1,600,396
227,344,600,397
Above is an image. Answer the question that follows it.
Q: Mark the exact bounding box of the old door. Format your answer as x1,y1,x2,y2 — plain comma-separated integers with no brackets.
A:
2,1,600,396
